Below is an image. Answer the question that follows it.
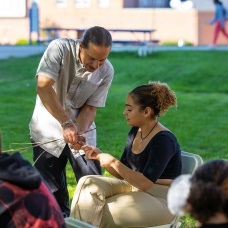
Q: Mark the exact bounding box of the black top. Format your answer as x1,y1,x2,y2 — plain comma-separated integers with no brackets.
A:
120,127,182,183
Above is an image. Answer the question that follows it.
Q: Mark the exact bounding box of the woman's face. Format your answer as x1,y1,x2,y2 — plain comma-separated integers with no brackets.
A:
123,95,145,126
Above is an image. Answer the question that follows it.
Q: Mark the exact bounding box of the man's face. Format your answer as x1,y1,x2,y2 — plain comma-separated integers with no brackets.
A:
79,42,111,72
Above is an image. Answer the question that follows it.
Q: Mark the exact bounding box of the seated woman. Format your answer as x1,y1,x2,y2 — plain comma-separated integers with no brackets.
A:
70,81,182,228
168,159,228,228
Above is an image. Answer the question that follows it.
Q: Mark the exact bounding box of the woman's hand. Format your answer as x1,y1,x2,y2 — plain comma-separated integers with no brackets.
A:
81,145,102,160
81,145,116,167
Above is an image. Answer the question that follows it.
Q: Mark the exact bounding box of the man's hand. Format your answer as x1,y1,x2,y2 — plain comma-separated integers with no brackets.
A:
62,122,78,145
70,135,86,150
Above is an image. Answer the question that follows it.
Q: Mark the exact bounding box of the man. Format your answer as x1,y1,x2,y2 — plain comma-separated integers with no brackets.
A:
29,26,114,217
0,134,66,227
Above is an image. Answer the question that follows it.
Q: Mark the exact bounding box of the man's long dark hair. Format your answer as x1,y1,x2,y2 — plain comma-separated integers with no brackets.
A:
81,26,112,49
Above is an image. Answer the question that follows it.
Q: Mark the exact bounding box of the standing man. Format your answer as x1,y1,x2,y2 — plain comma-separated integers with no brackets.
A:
29,26,114,217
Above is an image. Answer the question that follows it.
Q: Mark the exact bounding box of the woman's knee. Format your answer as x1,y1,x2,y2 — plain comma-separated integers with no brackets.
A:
72,176,130,211
71,175,106,226
77,175,103,189
74,175,106,202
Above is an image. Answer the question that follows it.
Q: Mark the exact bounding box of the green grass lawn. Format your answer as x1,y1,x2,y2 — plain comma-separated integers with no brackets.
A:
0,50,227,227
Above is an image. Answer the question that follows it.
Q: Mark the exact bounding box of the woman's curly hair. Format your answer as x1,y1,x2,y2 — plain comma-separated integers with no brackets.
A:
187,160,228,224
129,81,177,117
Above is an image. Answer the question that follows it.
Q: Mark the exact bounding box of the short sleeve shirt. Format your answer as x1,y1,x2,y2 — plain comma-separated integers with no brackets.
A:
120,127,182,183
29,38,114,157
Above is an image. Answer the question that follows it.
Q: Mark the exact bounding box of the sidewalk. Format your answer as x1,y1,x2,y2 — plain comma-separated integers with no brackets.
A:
0,45,47,59
0,44,228,59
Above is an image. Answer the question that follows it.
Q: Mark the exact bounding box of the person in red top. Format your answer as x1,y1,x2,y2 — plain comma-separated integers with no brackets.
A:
0,134,66,228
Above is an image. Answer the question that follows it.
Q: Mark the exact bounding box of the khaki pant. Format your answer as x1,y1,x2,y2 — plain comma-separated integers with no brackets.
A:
70,175,174,228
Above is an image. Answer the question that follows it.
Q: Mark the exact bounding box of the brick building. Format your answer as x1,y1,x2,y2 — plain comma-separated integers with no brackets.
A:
0,0,228,46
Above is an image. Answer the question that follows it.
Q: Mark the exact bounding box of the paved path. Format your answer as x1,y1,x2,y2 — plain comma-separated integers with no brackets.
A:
0,45,47,59
0,44,227,59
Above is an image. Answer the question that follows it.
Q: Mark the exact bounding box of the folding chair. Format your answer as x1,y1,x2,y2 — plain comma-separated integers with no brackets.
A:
65,217,97,228
146,151,203,228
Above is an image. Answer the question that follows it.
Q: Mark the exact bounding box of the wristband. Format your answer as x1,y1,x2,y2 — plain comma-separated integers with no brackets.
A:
61,119,73,127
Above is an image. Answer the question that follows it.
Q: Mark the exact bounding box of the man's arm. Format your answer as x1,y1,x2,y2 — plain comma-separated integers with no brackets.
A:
75,104,97,134
37,75,78,145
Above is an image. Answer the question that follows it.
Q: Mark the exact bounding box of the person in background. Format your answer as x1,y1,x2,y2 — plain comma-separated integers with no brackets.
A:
70,81,182,228
29,26,114,217
210,0,228,47
0,134,66,228
168,159,228,228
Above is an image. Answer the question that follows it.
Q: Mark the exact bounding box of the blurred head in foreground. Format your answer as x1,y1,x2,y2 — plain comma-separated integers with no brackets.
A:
0,133,66,228
168,159,228,226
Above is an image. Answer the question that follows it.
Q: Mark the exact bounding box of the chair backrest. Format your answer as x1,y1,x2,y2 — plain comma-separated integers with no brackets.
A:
168,151,203,228
181,151,203,175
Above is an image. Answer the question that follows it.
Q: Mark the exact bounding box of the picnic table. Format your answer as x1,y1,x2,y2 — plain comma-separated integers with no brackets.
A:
40,27,159,56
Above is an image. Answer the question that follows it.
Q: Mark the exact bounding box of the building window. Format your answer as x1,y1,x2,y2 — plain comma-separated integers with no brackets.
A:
56,0,67,8
98,0,110,8
123,0,170,8
74,0,91,8
140,0,153,7
0,0,26,18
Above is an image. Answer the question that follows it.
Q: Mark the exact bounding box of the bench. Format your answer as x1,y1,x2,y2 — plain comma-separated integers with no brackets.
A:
39,27,159,56
112,39,160,56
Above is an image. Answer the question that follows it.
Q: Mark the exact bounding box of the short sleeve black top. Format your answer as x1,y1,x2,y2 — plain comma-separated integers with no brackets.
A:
120,127,182,183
